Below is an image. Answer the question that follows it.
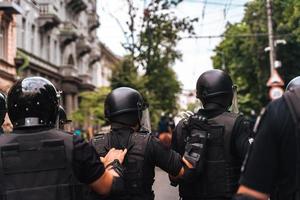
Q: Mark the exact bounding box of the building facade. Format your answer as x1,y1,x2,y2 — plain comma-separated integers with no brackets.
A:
99,41,121,87
0,0,22,93
14,0,101,115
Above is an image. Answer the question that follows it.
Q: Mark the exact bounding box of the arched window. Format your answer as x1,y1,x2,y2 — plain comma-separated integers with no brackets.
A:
67,54,74,65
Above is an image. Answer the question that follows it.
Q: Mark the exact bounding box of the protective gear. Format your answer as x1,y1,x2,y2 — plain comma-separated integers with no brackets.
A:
179,112,241,199
184,115,208,171
286,76,300,91
0,129,84,200
0,92,6,124
57,106,72,129
139,108,151,133
196,69,234,109
231,85,239,114
7,77,59,128
92,132,152,199
104,87,149,130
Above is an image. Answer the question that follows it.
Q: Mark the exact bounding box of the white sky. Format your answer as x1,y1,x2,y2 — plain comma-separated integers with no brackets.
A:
97,0,249,90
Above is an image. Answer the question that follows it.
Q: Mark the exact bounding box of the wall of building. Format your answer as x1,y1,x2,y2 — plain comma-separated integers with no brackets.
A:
14,0,101,116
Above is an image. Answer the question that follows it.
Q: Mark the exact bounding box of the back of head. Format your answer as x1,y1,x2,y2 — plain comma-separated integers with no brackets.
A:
286,76,300,91
105,87,145,127
0,92,6,125
7,76,59,129
196,69,233,109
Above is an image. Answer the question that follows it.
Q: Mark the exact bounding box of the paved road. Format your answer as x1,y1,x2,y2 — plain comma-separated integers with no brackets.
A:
153,167,179,200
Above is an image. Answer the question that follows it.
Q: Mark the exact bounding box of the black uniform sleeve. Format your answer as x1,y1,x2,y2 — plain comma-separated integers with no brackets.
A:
239,99,286,194
72,135,105,184
171,119,186,156
231,116,253,159
147,136,183,176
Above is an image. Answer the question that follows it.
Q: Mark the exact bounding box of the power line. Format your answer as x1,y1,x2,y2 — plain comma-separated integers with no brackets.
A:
182,33,291,39
183,0,245,7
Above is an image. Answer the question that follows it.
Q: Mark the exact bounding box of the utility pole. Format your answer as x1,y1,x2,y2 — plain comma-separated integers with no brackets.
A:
266,0,284,100
266,0,276,76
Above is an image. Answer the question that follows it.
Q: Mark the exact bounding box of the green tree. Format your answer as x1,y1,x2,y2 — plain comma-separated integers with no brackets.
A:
212,0,300,114
111,0,197,126
72,87,111,128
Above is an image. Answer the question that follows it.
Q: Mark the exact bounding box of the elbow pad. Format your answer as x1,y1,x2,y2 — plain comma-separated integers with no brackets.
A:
232,194,258,200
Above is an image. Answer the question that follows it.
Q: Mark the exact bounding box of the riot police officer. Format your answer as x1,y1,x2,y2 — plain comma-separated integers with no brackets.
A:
0,92,6,133
234,78,300,200
0,76,127,200
171,69,252,200
91,87,193,200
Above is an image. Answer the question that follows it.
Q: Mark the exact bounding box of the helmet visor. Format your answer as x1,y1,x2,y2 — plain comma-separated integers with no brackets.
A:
230,85,239,114
139,108,151,133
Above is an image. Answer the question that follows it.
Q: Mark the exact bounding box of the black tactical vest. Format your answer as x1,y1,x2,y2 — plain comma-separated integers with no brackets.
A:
92,131,152,200
179,111,241,199
0,129,84,200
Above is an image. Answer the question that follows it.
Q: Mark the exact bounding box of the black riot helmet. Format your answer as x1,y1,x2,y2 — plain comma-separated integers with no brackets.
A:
196,69,234,109
0,92,6,125
286,76,300,91
7,77,59,128
105,87,148,127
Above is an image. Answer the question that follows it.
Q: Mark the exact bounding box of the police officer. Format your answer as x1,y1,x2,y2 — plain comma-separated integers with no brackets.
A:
0,92,6,133
0,76,127,200
92,87,193,200
171,69,252,200
234,77,300,200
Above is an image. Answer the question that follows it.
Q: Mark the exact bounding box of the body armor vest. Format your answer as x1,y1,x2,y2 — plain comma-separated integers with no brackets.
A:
92,131,152,200
179,111,241,199
0,129,84,200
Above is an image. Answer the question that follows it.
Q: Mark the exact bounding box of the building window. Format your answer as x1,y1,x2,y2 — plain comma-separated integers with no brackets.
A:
47,35,51,61
54,40,57,64
21,18,26,48
0,24,5,59
31,25,35,53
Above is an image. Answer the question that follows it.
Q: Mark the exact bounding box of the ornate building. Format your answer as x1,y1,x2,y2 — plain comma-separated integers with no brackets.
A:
0,0,22,93
99,41,121,87
14,0,101,115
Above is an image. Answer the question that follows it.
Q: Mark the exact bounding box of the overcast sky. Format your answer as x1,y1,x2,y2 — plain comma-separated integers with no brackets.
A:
97,0,249,90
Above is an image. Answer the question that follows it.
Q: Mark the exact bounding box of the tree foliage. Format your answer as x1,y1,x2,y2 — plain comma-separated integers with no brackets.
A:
111,0,197,126
212,0,300,114
71,87,111,127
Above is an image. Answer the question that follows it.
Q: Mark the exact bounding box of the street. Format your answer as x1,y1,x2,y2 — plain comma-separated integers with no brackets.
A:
153,167,179,200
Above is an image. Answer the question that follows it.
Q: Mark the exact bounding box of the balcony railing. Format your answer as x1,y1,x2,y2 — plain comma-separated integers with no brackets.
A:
59,21,78,47
66,0,87,14
88,12,100,32
76,36,91,58
0,0,22,14
38,2,61,30
89,49,101,67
